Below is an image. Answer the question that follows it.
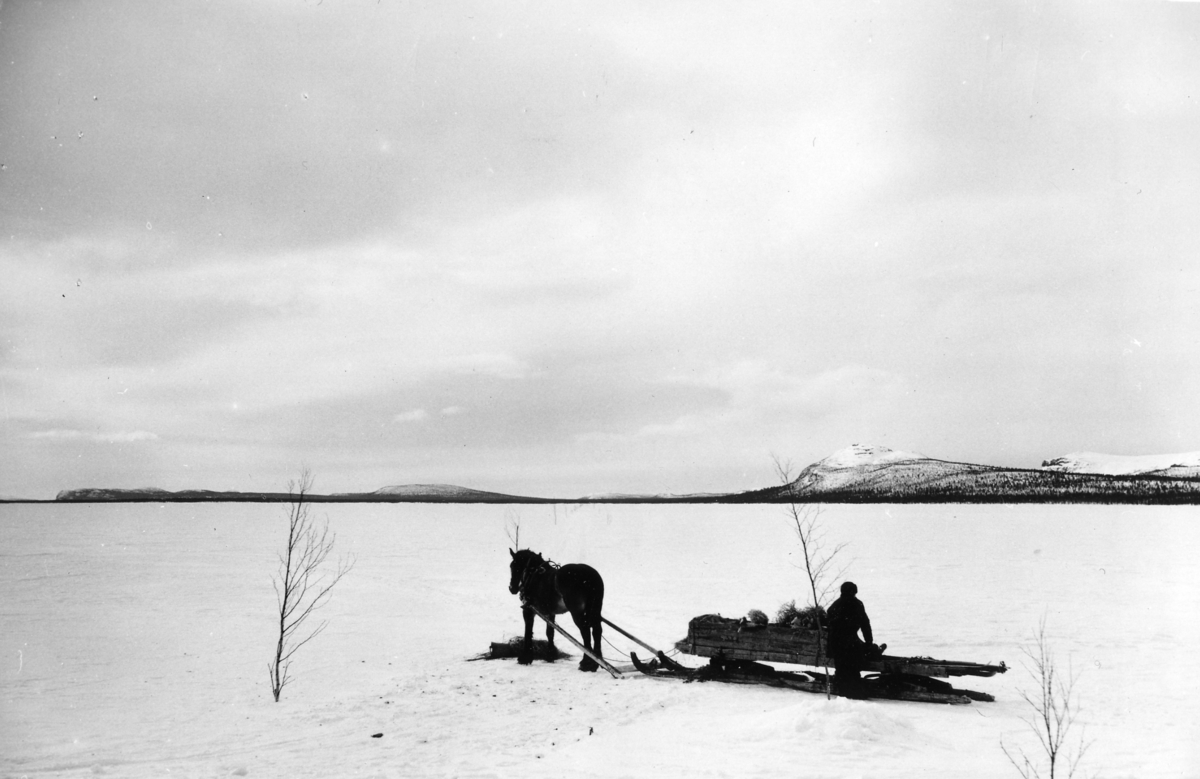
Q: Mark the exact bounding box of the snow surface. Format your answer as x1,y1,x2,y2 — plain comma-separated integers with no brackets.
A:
1041,451,1200,476
3,502,1198,778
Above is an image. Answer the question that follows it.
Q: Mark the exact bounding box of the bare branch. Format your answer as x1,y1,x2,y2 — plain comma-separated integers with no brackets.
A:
772,455,844,699
504,510,522,550
268,469,354,702
770,452,796,485
1002,616,1091,779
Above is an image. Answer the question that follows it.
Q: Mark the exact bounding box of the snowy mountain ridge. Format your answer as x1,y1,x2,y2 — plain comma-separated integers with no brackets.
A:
779,443,1200,501
786,443,975,495
817,443,928,469
1040,451,1200,477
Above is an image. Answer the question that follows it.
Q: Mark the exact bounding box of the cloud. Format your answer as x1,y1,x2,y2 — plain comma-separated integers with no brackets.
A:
28,429,158,443
585,362,907,442
435,354,529,379
0,237,286,372
427,196,635,306
3,1,1200,498
220,351,730,456
0,1,676,258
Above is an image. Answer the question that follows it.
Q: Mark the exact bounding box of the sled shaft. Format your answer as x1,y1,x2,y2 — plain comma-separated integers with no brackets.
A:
600,617,660,655
528,606,623,678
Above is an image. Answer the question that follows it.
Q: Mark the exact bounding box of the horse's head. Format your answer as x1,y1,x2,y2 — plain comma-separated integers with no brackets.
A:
508,548,543,595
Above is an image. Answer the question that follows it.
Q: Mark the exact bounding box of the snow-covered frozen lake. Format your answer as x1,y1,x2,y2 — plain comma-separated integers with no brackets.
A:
2,502,1197,778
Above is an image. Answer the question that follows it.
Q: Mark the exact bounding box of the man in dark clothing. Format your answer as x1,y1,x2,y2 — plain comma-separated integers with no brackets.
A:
826,581,874,699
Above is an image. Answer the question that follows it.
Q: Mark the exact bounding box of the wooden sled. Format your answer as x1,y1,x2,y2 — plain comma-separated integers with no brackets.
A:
648,614,1006,704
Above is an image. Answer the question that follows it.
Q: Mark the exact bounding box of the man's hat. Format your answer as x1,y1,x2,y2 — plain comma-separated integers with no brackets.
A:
840,581,858,596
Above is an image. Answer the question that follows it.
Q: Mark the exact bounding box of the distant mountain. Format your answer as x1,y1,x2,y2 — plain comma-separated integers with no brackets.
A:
356,485,731,502
50,446,1200,504
55,484,552,503
56,487,173,501
338,484,543,501
782,444,1008,498
1041,451,1200,479
54,482,728,503
578,492,733,502
55,487,302,502
735,444,1200,504
787,444,952,493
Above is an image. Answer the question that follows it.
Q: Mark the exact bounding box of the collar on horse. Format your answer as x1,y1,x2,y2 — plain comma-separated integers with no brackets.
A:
517,555,559,603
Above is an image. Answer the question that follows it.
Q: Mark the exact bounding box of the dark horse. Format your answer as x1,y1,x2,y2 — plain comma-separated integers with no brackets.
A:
508,548,605,672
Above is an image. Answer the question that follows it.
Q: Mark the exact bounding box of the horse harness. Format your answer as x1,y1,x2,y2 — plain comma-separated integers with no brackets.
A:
517,555,559,605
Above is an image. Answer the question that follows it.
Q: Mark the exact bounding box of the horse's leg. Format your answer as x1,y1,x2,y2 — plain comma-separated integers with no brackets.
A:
587,587,605,671
544,614,558,661
588,604,604,670
591,614,604,668
517,605,535,665
570,609,599,672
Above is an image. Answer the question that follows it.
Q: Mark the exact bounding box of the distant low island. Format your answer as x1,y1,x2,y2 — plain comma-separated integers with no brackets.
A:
37,445,1200,504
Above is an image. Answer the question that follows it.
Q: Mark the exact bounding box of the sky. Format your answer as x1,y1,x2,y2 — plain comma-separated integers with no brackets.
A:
1,0,1198,499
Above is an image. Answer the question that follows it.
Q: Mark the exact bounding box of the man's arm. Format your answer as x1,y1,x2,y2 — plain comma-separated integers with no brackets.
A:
858,601,874,645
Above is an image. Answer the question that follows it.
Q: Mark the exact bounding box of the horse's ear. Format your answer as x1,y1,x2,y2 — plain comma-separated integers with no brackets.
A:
509,548,515,558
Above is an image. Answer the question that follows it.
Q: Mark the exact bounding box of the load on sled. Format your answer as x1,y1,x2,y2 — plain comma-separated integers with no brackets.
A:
631,611,1007,705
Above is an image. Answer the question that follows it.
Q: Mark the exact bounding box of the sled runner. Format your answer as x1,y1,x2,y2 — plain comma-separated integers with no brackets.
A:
631,651,996,704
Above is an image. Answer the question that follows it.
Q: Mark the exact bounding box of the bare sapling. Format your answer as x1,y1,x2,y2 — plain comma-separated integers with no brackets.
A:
504,509,522,551
1001,616,1092,779
268,469,354,702
773,454,846,698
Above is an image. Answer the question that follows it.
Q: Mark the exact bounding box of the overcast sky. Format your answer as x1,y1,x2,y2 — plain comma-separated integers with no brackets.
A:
2,0,1198,499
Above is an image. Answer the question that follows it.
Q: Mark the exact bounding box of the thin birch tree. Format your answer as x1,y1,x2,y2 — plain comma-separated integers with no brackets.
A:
504,509,522,551
268,469,353,702
773,454,846,698
1002,616,1092,779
